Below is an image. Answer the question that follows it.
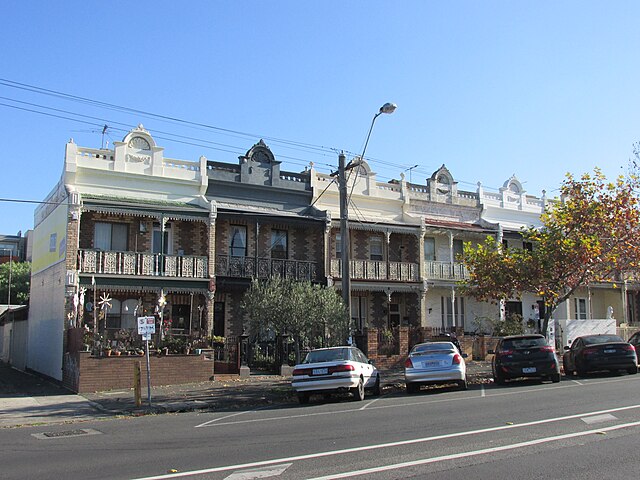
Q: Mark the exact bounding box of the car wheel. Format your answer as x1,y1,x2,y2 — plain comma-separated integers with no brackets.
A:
371,375,381,396
628,366,638,375
458,379,468,390
494,372,506,386
351,378,365,401
551,373,561,383
297,392,310,405
564,365,573,377
406,382,418,394
576,363,587,377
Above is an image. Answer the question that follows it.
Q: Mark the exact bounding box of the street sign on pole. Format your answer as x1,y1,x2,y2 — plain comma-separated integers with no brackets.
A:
137,316,155,406
137,316,156,336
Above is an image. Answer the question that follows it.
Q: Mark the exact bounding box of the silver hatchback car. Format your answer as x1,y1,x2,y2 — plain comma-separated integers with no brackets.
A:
405,341,467,393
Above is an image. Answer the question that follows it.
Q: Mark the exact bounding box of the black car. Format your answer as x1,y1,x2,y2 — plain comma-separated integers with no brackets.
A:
563,334,638,376
489,334,561,385
627,331,640,359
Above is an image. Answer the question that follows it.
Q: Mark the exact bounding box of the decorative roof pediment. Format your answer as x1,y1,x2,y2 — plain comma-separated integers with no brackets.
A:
243,139,279,167
501,175,525,195
122,124,156,151
430,164,456,186
354,158,373,176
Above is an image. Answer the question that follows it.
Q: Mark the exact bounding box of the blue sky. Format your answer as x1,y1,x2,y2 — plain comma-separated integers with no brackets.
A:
1,1,639,235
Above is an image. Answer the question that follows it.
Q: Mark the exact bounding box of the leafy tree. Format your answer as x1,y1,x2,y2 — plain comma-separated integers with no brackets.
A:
463,170,640,336
241,277,349,362
490,313,525,337
0,261,30,306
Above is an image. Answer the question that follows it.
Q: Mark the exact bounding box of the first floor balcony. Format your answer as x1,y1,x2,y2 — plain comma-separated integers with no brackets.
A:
424,261,469,280
331,259,419,282
77,249,208,278
216,255,318,281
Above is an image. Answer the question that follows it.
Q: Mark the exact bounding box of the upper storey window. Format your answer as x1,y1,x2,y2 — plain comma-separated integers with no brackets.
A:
94,222,128,251
229,225,247,257
271,229,288,260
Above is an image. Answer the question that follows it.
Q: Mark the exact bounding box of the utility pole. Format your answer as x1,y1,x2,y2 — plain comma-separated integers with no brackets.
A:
336,103,397,343
338,152,352,340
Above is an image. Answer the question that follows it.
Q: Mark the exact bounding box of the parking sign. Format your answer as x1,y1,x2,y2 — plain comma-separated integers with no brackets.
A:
137,316,156,336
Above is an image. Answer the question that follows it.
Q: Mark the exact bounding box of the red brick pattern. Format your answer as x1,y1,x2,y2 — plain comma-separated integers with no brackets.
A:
63,352,214,393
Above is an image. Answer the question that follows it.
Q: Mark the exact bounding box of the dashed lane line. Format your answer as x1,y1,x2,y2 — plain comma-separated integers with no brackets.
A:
132,404,640,480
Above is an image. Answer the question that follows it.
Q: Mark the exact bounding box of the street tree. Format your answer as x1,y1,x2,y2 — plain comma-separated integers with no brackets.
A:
241,277,349,362
462,169,640,336
0,261,31,306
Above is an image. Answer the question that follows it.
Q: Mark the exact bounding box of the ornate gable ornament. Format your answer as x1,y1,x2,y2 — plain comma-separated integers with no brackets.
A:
243,139,279,166
500,175,526,205
501,174,525,195
428,164,458,199
123,124,156,151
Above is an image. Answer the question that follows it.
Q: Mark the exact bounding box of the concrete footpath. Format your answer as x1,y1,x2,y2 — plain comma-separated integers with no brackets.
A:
0,361,493,428
0,362,104,428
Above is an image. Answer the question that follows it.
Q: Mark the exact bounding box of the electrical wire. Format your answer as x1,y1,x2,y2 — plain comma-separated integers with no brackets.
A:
0,78,509,192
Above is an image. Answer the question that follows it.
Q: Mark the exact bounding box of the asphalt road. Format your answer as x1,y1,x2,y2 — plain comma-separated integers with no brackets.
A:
2,372,640,479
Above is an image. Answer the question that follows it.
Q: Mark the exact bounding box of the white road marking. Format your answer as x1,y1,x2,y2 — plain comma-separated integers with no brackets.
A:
133,404,640,480
195,406,272,428
195,376,633,428
223,463,292,479
359,398,380,410
195,411,252,428
572,379,584,385
305,420,640,480
581,413,618,424
480,385,485,397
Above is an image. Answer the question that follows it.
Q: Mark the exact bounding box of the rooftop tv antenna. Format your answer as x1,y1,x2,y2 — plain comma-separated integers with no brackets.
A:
101,124,109,149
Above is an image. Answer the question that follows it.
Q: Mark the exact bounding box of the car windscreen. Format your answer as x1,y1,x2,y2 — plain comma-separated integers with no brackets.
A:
583,335,625,345
304,348,349,363
502,337,547,350
411,342,455,355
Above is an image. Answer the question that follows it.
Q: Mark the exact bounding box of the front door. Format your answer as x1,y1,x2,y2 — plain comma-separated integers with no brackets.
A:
214,302,225,337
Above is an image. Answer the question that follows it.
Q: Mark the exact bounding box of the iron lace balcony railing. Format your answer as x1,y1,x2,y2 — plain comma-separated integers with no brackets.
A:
423,260,469,280
216,255,318,281
78,249,208,278
330,259,419,281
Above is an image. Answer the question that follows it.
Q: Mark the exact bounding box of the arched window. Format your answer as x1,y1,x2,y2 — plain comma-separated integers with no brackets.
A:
121,299,140,329
106,299,122,330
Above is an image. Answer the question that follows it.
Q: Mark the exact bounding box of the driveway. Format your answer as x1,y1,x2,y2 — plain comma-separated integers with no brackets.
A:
0,362,105,428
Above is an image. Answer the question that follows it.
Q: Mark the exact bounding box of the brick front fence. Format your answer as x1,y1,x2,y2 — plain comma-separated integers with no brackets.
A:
363,327,499,368
63,352,214,393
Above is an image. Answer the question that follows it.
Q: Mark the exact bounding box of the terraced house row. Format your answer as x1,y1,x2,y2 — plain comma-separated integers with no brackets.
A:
27,126,640,383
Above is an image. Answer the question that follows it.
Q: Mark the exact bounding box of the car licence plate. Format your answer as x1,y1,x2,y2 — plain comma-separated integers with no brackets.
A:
603,349,616,354
522,367,537,373
312,368,328,375
424,360,444,368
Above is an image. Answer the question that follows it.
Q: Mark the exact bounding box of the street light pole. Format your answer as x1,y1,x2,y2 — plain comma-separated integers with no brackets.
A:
338,103,396,344
405,164,419,184
2,248,14,364
1,248,12,309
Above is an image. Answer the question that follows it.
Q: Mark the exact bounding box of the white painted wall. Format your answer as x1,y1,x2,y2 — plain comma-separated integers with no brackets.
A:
27,262,66,380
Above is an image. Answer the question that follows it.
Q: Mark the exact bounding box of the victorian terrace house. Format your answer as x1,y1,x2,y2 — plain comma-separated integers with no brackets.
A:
29,126,214,383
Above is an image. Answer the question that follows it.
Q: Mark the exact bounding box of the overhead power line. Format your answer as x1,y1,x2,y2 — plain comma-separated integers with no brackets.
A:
0,78,506,192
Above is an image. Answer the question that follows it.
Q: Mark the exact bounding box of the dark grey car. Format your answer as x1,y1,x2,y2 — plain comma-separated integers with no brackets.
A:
490,334,561,385
563,334,638,376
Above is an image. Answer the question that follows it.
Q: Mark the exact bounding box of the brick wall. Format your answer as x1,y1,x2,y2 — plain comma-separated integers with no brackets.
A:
365,327,410,369
63,352,214,393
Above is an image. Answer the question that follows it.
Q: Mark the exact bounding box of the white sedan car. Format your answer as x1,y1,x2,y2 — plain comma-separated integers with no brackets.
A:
291,346,380,404
405,341,467,393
